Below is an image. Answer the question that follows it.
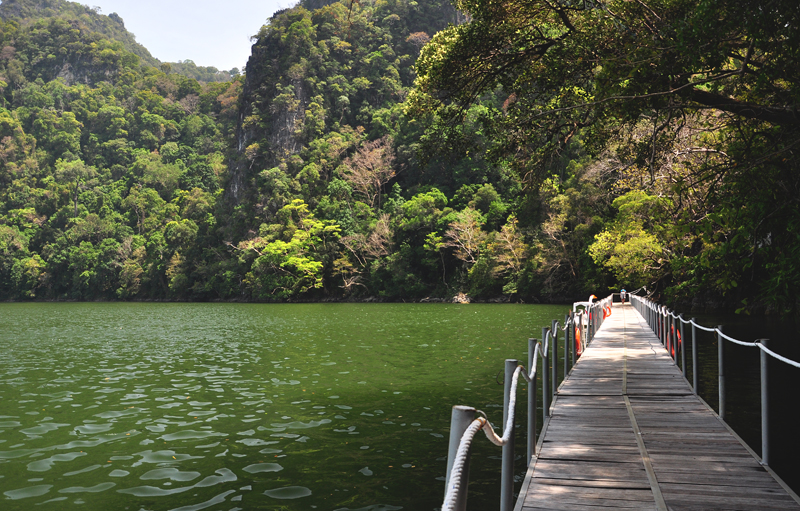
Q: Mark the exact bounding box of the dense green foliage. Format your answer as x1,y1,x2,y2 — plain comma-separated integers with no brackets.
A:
0,11,242,300
0,0,159,66
0,0,563,303
1,0,796,311
412,0,800,312
0,0,240,80
225,0,561,301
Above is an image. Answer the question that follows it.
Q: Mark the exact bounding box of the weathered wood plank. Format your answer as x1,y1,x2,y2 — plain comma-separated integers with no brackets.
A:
516,303,800,511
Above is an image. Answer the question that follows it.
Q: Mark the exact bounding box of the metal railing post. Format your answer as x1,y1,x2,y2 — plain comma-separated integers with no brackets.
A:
445,405,475,511
718,326,725,420
666,311,672,358
654,306,658,339
501,359,517,511
542,328,550,420
551,319,559,393
564,315,569,376
586,311,591,344
571,312,576,366
760,339,770,466
528,339,537,462
670,312,676,365
657,307,661,342
680,314,686,378
691,318,698,395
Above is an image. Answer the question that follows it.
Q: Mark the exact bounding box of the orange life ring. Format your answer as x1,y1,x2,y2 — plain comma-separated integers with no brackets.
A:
575,326,582,356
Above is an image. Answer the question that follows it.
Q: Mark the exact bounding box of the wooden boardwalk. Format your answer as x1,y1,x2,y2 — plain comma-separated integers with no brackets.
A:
516,303,800,511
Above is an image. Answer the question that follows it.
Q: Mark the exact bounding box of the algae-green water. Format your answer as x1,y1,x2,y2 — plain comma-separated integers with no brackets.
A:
0,303,567,510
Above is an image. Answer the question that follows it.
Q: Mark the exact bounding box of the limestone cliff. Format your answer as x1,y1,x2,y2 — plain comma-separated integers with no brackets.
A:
228,0,458,206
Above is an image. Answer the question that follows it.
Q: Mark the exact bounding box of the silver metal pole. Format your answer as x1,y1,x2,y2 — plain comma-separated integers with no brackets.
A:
760,339,770,466
570,312,576,367
657,307,661,342
680,314,686,379
564,314,569,376
501,359,517,511
551,319,558,393
691,318,698,395
670,313,676,365
718,325,725,420
445,405,475,511
528,339,537,462
542,328,550,419
654,306,657,339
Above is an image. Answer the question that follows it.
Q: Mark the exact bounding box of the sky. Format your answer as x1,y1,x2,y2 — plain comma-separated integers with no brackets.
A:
89,0,291,71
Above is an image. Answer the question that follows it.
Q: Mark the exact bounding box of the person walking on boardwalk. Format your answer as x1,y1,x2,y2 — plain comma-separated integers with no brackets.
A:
620,288,627,304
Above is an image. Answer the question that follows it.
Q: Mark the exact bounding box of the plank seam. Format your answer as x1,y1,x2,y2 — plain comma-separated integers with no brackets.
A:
622,306,668,511
624,395,669,511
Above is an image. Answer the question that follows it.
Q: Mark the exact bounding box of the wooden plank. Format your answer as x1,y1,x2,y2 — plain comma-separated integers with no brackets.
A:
516,303,800,511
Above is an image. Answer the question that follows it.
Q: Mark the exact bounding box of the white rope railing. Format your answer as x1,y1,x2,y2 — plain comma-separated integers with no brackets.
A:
483,366,533,446
442,417,487,511
718,330,758,347
629,293,799,468
441,358,537,511
632,294,800,367
758,343,800,369
442,294,615,511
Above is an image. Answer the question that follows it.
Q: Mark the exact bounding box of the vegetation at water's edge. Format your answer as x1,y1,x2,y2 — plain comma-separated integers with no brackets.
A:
0,0,797,314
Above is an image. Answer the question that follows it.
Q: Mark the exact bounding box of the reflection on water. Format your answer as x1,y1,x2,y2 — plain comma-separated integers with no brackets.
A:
0,303,565,510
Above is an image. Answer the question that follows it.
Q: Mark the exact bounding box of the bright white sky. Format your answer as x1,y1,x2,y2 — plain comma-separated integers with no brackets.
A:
89,0,291,71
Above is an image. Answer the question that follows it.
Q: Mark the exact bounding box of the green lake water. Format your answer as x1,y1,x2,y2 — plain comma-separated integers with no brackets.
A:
0,303,568,511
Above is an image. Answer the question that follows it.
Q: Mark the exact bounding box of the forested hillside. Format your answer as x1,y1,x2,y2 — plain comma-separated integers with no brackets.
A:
411,0,800,313
0,7,241,300
0,0,240,80
0,0,796,312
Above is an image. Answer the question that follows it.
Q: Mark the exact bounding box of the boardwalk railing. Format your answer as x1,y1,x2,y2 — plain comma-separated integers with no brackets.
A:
629,294,800,467
441,295,613,511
